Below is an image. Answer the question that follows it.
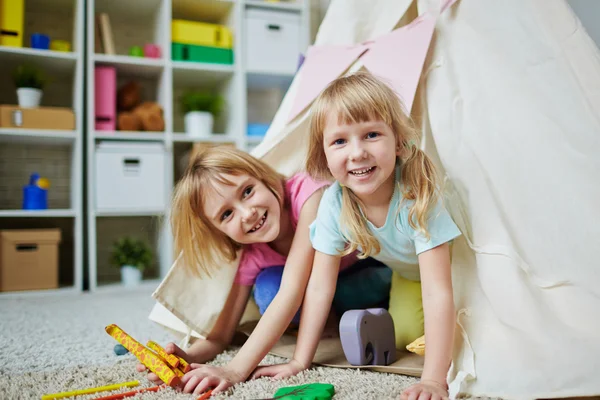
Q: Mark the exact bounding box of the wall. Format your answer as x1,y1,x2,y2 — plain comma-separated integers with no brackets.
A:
567,0,600,48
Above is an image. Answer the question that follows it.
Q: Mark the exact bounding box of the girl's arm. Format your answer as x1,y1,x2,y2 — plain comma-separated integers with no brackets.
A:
253,251,341,378
403,242,455,398
225,190,325,377
251,250,340,379
138,282,251,382
177,190,327,395
290,251,341,368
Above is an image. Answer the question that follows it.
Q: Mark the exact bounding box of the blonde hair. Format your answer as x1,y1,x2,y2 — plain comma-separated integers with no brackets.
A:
306,72,440,258
171,146,285,277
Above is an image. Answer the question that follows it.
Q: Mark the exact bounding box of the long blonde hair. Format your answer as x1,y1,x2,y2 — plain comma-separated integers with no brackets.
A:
171,146,286,277
306,72,440,258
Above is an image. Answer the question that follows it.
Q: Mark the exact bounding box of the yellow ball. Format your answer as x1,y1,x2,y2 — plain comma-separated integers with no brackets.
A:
36,177,51,189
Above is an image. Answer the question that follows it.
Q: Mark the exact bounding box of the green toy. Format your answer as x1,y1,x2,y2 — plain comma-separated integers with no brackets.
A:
129,46,143,57
271,383,335,400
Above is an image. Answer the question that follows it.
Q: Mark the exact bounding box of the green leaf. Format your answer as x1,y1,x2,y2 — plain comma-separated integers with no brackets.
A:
273,383,335,400
180,90,225,117
12,64,48,89
109,236,154,272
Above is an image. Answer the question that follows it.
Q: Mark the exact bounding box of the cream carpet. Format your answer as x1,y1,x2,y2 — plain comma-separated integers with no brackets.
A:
0,285,420,400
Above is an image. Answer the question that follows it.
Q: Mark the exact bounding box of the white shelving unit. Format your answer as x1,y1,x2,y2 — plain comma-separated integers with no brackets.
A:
85,0,310,290
0,0,85,295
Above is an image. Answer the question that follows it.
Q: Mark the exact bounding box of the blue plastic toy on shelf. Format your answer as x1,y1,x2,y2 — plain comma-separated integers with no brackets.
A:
22,173,50,210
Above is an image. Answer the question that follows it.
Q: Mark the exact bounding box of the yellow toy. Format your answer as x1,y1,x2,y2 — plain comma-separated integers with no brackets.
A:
406,335,425,356
41,380,139,400
105,324,183,387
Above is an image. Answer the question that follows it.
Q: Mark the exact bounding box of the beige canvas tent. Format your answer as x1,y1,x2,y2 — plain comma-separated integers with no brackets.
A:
150,0,600,398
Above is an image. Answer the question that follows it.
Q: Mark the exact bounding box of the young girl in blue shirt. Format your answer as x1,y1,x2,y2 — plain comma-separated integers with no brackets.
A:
253,72,462,400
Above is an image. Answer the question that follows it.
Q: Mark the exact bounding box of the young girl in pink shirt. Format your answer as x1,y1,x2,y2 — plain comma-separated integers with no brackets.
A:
138,145,391,394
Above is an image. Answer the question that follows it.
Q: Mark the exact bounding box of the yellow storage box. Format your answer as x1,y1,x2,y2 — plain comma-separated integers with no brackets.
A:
0,0,25,47
171,19,232,49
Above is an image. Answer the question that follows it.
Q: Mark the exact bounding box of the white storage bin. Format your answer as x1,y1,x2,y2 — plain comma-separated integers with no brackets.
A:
95,142,166,212
245,9,301,74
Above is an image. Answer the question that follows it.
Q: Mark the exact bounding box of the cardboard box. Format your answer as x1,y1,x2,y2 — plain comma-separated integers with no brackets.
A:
0,229,61,292
0,105,75,130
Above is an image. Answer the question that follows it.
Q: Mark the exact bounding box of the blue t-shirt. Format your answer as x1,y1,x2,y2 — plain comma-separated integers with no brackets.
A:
309,179,462,281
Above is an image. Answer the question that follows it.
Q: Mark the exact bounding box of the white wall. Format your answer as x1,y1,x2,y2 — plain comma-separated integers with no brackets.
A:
567,0,600,48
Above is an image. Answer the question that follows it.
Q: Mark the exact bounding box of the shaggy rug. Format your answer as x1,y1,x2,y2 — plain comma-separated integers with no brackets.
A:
0,286,419,400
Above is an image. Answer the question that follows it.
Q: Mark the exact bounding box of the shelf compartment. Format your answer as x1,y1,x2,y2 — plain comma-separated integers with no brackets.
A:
0,52,78,109
94,216,161,285
0,129,77,145
0,217,77,289
0,143,74,210
93,0,168,57
172,70,237,135
24,0,81,53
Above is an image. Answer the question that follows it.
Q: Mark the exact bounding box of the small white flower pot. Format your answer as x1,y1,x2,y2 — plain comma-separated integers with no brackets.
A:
120,265,142,287
184,111,214,137
17,88,43,108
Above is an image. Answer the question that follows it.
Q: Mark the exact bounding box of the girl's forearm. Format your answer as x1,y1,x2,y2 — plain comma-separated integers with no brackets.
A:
421,291,455,385
186,338,227,364
290,255,339,368
227,291,304,378
292,288,335,368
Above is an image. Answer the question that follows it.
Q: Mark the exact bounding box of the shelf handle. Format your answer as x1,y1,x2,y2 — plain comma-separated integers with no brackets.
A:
123,158,141,176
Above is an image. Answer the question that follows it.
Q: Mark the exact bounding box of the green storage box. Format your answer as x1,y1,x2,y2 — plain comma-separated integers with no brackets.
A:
172,42,234,64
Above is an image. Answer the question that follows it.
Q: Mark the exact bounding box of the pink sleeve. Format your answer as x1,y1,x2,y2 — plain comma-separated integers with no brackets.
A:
234,248,262,286
286,172,330,223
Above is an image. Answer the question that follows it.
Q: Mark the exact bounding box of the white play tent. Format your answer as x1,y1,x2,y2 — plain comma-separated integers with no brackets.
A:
151,0,600,398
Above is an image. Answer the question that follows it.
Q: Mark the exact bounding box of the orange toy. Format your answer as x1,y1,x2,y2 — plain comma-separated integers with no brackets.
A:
105,324,182,388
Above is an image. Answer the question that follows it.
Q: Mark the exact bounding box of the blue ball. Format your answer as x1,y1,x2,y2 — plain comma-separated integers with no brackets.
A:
114,344,129,356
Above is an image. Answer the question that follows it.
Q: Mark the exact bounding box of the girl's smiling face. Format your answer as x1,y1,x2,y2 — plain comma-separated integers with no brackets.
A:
202,173,282,244
322,114,399,201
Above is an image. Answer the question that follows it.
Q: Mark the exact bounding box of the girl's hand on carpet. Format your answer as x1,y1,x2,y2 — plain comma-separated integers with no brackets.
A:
135,342,189,383
250,359,306,380
181,364,245,395
400,380,449,400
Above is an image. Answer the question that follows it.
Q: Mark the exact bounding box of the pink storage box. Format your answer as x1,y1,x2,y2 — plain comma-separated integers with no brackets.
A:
94,66,116,131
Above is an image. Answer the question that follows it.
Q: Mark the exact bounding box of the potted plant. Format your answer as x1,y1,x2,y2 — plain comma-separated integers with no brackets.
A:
181,90,224,137
12,64,47,108
109,237,153,287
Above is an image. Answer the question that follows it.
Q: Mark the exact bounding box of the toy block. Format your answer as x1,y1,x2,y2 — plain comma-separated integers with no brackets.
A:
0,0,25,47
172,20,232,49
105,324,181,388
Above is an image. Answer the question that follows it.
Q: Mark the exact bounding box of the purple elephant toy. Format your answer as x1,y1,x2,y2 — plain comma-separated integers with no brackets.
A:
339,308,396,366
